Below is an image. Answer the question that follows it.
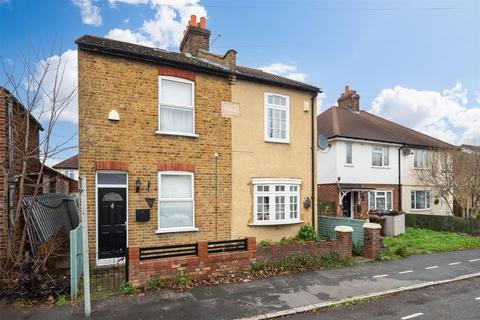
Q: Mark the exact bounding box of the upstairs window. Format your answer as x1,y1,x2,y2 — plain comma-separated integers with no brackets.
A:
372,146,389,167
414,149,428,169
411,190,431,210
253,179,301,225
346,142,353,164
264,93,289,143
158,76,195,135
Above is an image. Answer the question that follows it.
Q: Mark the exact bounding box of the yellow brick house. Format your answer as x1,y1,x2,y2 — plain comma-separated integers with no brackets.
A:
77,15,320,264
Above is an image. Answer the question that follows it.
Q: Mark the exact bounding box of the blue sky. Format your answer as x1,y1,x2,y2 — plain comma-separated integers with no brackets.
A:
1,0,479,163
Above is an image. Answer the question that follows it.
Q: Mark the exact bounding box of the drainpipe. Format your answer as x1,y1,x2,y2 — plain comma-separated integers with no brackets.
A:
398,145,407,212
311,92,318,227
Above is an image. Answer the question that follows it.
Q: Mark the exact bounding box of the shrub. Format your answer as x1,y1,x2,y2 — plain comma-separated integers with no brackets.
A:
352,243,364,256
56,294,68,305
297,224,318,241
177,272,190,286
278,237,294,246
259,240,271,248
121,281,136,295
147,276,160,289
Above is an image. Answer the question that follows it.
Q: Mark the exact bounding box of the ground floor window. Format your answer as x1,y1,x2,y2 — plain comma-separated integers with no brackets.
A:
411,190,431,210
252,178,301,225
158,171,195,231
369,190,392,211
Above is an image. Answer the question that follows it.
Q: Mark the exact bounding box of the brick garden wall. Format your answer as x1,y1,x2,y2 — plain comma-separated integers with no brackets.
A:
128,231,355,286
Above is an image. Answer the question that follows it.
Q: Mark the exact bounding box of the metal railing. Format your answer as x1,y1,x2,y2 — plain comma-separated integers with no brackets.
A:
140,243,198,261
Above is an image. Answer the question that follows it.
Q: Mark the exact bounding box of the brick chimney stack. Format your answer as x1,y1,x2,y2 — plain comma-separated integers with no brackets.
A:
338,85,360,112
180,15,211,56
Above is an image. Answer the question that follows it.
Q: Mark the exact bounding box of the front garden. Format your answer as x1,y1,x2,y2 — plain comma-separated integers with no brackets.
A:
379,227,480,260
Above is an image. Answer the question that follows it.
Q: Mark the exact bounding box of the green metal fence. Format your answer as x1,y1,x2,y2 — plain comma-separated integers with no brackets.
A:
318,215,368,246
70,224,83,300
406,214,480,236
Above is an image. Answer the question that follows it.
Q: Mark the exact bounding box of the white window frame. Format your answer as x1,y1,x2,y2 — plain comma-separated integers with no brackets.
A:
64,169,75,179
411,190,431,210
372,145,390,168
156,76,198,137
345,142,353,165
157,171,198,233
264,92,290,144
252,178,302,225
413,149,428,169
368,190,393,211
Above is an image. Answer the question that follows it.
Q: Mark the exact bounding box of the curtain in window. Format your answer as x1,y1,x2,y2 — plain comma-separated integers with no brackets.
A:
161,79,192,106
160,107,193,133
372,149,382,166
159,174,193,228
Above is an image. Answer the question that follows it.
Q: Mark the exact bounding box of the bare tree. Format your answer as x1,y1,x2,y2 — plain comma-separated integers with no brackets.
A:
416,148,480,218
0,43,77,267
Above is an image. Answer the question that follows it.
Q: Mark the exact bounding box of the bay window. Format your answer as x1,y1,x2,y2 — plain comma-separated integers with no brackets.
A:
157,172,196,232
264,93,289,143
253,179,301,225
158,76,195,136
411,190,431,210
369,190,393,211
372,146,389,167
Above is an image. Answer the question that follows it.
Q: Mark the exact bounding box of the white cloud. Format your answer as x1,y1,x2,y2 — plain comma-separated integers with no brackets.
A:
105,0,207,50
259,63,306,82
34,49,78,124
72,0,102,26
370,83,480,145
475,90,480,104
316,92,326,115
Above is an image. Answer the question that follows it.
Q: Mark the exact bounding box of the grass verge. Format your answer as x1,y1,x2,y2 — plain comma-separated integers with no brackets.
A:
379,227,480,260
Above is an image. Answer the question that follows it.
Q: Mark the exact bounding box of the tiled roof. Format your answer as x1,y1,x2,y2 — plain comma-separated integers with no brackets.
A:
75,35,320,93
53,154,78,169
317,106,454,149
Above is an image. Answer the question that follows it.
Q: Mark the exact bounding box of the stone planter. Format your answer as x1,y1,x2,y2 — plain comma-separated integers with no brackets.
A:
384,213,405,236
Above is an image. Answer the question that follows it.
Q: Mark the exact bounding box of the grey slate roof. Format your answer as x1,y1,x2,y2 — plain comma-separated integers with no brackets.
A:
75,35,320,93
317,106,454,149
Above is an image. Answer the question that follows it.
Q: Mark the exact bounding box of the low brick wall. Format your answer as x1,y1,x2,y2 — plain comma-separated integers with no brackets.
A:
127,228,370,287
257,230,352,264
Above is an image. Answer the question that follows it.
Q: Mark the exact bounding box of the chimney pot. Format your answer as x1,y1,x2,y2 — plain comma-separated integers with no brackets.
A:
199,17,206,29
189,15,197,26
338,86,360,112
345,85,350,93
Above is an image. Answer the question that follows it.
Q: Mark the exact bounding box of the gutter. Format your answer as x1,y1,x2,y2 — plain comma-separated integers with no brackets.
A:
311,92,318,227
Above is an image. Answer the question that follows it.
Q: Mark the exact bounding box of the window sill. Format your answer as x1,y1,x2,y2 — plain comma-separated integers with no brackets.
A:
344,164,354,167
264,138,290,144
410,209,432,212
249,220,304,227
413,167,428,171
156,130,199,138
371,166,391,169
155,227,199,234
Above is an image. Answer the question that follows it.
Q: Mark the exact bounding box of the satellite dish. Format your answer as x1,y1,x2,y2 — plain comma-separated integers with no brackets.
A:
402,147,412,156
317,134,329,150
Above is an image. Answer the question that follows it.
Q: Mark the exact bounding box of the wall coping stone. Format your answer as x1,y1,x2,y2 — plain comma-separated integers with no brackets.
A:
335,226,353,233
363,223,381,230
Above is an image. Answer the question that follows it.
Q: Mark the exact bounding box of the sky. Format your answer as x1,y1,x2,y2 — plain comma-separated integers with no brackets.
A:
0,0,479,164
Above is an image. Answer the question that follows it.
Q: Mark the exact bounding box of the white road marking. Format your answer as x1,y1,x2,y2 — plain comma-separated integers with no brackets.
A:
425,266,438,270
399,270,414,274
373,274,389,278
469,258,480,262
401,312,424,319
449,262,461,266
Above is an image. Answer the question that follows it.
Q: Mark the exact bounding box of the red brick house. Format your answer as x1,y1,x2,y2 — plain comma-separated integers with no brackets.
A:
0,86,77,260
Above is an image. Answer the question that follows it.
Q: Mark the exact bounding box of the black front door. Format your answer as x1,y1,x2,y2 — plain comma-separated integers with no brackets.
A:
342,192,352,217
98,188,126,259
